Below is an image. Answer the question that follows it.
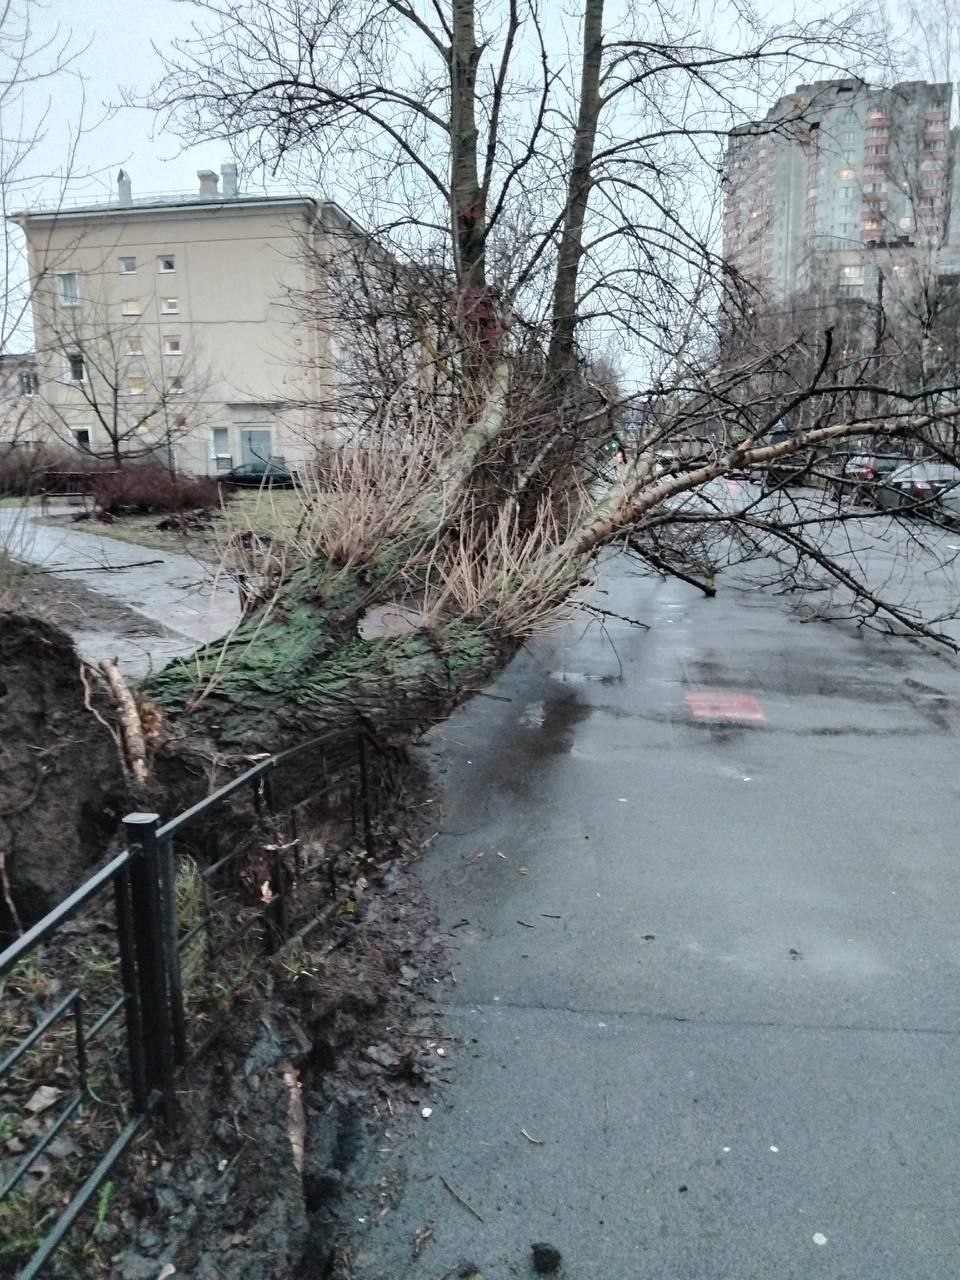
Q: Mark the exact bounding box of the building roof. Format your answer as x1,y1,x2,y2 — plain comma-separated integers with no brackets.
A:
8,190,361,233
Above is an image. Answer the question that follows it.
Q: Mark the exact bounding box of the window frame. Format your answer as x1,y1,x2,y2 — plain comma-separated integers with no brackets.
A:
160,297,179,315
157,254,176,273
55,271,80,308
162,335,182,356
127,374,147,397
121,298,142,317
126,335,144,356
118,256,137,275
64,351,85,384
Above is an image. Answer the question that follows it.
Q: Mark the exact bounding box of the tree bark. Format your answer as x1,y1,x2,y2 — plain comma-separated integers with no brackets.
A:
547,0,605,384
450,0,486,295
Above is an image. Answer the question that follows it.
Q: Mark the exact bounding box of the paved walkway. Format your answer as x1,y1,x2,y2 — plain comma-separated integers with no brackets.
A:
349,548,960,1279
0,505,239,673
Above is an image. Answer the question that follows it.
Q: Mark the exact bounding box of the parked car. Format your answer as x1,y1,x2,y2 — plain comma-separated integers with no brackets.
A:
876,462,960,518
219,461,295,489
830,453,908,503
759,420,814,492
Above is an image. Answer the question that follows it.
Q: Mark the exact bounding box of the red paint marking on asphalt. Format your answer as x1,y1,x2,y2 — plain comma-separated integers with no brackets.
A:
685,690,767,723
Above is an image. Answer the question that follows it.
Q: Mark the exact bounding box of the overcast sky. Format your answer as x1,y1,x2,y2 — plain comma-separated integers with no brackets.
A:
28,0,921,210
28,0,229,205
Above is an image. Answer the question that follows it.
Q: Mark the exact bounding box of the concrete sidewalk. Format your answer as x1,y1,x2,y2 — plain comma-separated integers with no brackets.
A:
0,505,239,672
348,556,960,1279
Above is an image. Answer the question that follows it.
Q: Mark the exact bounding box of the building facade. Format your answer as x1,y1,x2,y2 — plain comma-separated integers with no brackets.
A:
10,166,352,473
723,78,960,301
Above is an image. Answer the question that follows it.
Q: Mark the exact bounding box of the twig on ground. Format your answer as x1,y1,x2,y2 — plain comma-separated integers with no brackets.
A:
0,847,24,935
521,1128,545,1145
576,600,650,628
439,1174,485,1223
32,559,164,573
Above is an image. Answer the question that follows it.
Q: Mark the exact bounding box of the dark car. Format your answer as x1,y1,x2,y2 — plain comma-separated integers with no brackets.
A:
218,461,295,489
876,462,960,517
760,420,814,493
831,453,908,503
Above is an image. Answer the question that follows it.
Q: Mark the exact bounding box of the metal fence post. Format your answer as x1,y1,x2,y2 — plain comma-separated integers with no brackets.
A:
123,813,179,1123
113,859,148,1115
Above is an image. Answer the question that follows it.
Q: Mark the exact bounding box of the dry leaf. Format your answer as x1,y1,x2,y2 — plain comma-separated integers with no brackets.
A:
25,1085,62,1114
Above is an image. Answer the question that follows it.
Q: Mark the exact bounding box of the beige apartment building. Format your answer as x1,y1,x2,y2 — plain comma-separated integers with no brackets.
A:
11,166,351,474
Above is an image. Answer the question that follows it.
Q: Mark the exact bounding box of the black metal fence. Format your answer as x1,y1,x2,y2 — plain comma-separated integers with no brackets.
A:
0,729,377,1279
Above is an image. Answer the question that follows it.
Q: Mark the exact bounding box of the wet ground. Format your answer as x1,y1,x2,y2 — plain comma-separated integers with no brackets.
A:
0,505,239,674
347,541,960,1279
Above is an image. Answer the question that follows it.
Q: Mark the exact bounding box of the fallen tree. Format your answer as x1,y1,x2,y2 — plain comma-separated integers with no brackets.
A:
8,0,960,918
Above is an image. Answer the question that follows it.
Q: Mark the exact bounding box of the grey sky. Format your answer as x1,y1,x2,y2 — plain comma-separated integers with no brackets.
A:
31,0,918,209
30,0,223,204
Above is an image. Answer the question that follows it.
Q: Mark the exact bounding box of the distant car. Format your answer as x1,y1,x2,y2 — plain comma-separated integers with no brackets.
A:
830,453,908,503
219,461,295,489
876,462,960,517
760,421,813,493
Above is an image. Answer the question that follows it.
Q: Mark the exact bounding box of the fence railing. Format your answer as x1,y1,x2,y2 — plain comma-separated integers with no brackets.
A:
0,729,377,1279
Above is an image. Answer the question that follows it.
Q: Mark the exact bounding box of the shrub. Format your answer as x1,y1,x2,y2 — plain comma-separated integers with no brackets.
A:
90,464,223,516
0,444,82,496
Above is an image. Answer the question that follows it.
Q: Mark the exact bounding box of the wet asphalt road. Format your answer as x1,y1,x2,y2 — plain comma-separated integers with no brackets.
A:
350,543,960,1279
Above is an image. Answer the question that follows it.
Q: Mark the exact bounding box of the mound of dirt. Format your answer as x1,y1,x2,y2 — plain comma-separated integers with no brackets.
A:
0,611,127,927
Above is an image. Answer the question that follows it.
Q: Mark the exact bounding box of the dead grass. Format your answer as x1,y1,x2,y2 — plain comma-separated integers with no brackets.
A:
35,489,308,562
424,493,589,637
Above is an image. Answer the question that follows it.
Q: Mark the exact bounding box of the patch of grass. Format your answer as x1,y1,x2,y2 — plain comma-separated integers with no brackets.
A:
37,488,311,563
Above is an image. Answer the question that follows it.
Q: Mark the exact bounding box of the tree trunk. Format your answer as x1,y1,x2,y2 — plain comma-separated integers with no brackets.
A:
449,0,486,294
547,0,605,384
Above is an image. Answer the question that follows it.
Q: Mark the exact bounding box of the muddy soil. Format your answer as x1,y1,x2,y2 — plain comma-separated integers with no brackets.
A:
6,761,452,1280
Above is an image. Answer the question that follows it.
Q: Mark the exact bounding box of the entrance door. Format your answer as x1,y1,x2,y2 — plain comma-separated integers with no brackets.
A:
240,428,272,466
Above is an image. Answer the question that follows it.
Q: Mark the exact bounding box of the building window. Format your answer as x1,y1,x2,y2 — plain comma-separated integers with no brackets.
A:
122,299,141,316
170,376,183,394
839,186,854,200
158,254,176,273
127,375,146,396
18,370,38,396
126,335,143,356
65,352,85,383
56,271,80,307
160,297,179,314
119,256,137,274
73,428,91,451
841,265,863,279
212,427,231,471
162,335,181,355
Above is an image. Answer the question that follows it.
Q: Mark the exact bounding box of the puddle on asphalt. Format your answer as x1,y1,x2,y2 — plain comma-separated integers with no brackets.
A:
486,686,594,796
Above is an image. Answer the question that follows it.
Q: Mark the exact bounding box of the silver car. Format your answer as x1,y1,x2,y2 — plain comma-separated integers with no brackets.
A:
876,462,960,518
